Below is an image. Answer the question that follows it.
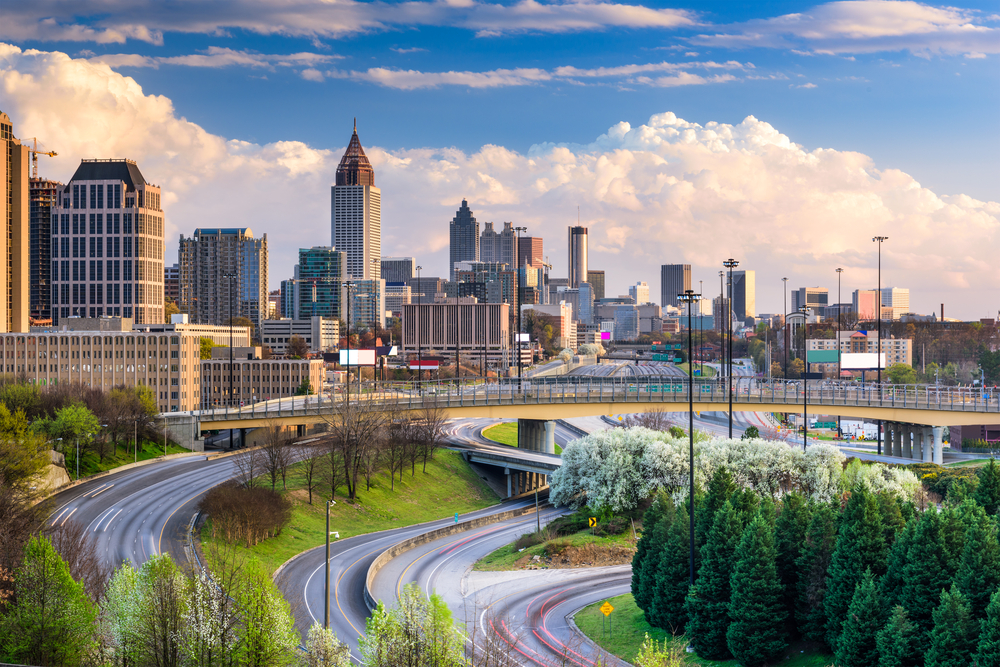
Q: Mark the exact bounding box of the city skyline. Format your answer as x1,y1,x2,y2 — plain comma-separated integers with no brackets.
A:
0,0,997,319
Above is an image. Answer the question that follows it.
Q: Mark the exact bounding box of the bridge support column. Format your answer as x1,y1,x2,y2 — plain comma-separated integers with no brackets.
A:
505,468,512,498
922,427,933,463
902,425,912,459
933,426,944,465
894,424,904,458
885,423,895,457
518,419,556,453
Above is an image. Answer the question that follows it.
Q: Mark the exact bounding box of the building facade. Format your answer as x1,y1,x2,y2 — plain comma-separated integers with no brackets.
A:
331,122,380,280
381,256,414,284
881,287,911,320
480,221,517,268
586,270,605,301
522,302,576,350
807,332,913,367
261,317,339,355
2,113,34,333
385,282,411,318
517,236,543,270
295,246,346,321
731,270,755,320
343,278,385,330
567,226,588,288
402,302,511,365
139,318,251,348
30,177,61,323
52,159,164,326
629,281,650,305
201,350,324,407
791,287,829,315
178,228,269,335
448,200,479,281
164,263,179,303
660,264,691,309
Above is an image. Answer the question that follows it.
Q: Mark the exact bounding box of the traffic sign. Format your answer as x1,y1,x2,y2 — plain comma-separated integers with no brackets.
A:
600,601,614,616
589,517,597,528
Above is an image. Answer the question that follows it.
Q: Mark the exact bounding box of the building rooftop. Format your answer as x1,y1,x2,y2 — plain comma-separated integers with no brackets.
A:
66,159,146,191
335,119,375,187
191,228,254,237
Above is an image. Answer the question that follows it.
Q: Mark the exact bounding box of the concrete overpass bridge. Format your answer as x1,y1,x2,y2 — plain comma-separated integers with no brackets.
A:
164,377,1000,466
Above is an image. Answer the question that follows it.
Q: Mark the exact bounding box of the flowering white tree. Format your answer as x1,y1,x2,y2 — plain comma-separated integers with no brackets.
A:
177,567,239,665
302,622,352,667
840,458,920,498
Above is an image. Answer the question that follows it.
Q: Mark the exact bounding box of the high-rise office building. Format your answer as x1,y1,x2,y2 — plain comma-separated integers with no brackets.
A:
629,281,650,305
30,177,62,323
178,228,268,334
0,112,30,332
51,158,164,326
731,270,755,320
517,236,543,270
586,270,605,301
660,264,691,308
481,221,517,268
164,263,179,303
296,246,345,320
791,287,829,314
449,200,479,281
343,279,385,330
568,226,588,288
331,121,380,280
881,287,910,319
381,256,414,284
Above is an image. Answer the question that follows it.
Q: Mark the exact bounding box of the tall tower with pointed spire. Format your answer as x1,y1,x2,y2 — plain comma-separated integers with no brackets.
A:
448,199,479,281
331,120,380,280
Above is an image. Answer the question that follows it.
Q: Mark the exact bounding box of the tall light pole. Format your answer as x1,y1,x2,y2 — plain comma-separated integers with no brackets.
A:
782,277,788,377
678,289,700,587
723,259,739,438
873,235,888,456
836,267,844,436
223,271,237,449
415,266,422,383
799,305,810,452
718,271,724,372
344,280,355,402
514,226,527,382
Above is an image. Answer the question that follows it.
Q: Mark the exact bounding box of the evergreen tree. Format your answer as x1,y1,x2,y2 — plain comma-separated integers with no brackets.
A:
730,487,760,524
774,493,810,619
726,514,787,667
940,500,981,574
880,519,916,610
632,493,673,612
900,509,952,649
976,458,1000,516
877,492,906,547
824,488,887,651
926,584,977,667
834,570,885,667
684,499,743,660
794,502,838,644
974,589,1000,667
955,514,1000,620
876,606,920,667
649,505,691,633
695,466,735,548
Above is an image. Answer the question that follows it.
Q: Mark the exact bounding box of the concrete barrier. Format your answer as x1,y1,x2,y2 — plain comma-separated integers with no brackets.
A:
363,504,546,612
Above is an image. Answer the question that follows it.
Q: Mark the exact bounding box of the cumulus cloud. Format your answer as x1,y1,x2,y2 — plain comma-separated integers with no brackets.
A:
2,44,998,317
693,0,1000,57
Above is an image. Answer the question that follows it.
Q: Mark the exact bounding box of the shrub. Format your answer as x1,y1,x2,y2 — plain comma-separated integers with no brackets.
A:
199,482,292,547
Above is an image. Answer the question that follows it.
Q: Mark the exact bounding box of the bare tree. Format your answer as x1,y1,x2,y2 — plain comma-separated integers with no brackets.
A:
622,409,674,431
300,443,324,505
45,519,112,603
233,447,265,489
321,398,388,500
418,405,447,473
261,419,292,491
322,436,343,502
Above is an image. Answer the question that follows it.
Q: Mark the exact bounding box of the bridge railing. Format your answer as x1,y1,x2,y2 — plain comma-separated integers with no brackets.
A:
193,377,1000,422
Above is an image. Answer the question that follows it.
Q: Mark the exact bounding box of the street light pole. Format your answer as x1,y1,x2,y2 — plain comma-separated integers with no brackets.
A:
416,266,422,384
800,305,810,452
678,289,700,587
325,499,331,628
836,267,844,437
873,235,888,456
223,271,237,449
344,280,355,401
514,226,527,384
782,277,788,376
723,259,738,438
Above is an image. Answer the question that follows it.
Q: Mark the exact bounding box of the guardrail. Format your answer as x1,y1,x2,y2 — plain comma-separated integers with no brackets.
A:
191,377,1000,423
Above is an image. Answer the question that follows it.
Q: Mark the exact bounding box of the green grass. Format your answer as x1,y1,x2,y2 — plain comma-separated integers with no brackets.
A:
65,440,190,479
575,593,832,666
676,363,716,378
473,529,634,571
202,450,500,574
947,459,992,468
483,422,519,447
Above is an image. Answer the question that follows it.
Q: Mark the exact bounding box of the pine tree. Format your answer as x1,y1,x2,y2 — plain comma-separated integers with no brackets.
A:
876,605,920,667
696,466,736,548
684,499,743,660
877,492,906,546
730,487,760,524
955,514,1000,620
975,458,1000,516
926,584,977,667
794,502,837,644
974,589,1000,667
824,487,887,651
774,493,810,619
649,505,691,633
834,570,885,667
726,514,787,667
632,494,673,612
900,509,952,649
880,519,916,610
940,500,980,573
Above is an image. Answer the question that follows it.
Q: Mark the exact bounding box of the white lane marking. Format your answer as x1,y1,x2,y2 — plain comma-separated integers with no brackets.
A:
89,484,114,498
51,507,72,526
102,508,124,532
59,507,77,526
89,506,116,532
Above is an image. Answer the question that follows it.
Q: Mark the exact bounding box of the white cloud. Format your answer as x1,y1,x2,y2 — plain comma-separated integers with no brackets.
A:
391,47,428,54
693,0,1000,57
300,68,325,81
2,43,998,317
88,46,339,70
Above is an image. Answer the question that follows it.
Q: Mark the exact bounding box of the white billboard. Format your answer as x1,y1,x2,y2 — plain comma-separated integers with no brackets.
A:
840,352,886,370
339,349,376,366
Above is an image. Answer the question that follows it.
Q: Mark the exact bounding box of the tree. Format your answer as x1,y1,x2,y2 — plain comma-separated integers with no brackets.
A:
834,569,885,667
773,492,810,616
0,403,48,494
726,514,787,667
262,420,292,491
287,335,309,359
301,447,323,505
877,605,920,667
135,553,187,667
886,363,918,385
695,466,736,549
900,509,952,650
975,589,1000,667
769,361,784,378
47,403,100,455
359,584,464,667
632,493,672,613
954,514,1000,620
795,502,837,643
635,505,672,615
926,584,977,667
200,337,217,360
741,425,760,440
2,535,96,665
648,504,690,633
685,499,744,660
303,622,352,666
176,566,239,667
880,519,916,611
233,559,300,666
164,298,180,322
975,458,1000,516
787,357,804,379
296,379,314,396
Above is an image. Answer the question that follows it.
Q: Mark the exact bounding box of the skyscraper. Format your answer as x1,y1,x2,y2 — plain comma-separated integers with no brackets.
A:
517,236,543,270
178,228,268,334
791,287,829,315
568,226,588,288
629,281,650,305
0,112,30,332
331,120,380,280
381,256,414,284
51,158,164,325
30,177,62,322
586,270,605,301
449,199,479,281
481,221,517,267
731,270,756,321
660,264,691,308
296,246,345,320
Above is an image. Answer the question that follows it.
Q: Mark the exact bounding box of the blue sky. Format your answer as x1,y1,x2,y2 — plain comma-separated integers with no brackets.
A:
2,0,998,316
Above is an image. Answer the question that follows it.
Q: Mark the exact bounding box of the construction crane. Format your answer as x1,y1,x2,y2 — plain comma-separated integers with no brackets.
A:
26,138,57,178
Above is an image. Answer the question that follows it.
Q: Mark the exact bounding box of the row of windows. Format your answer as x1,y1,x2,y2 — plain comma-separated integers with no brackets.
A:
57,212,162,238
71,184,122,210
7,364,190,374
58,306,145,319
53,259,127,282
0,335,181,345
52,283,159,307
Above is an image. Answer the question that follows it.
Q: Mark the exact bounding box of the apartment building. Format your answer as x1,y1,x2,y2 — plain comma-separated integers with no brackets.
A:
1,113,34,332
30,177,62,323
807,331,912,366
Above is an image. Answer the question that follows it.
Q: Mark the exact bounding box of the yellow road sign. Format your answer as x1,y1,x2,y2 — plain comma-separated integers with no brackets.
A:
600,602,614,616
589,517,597,528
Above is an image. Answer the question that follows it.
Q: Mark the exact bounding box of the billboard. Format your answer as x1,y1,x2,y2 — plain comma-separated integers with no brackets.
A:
840,352,886,370
339,349,376,366
516,333,531,343
409,360,440,370
600,331,612,341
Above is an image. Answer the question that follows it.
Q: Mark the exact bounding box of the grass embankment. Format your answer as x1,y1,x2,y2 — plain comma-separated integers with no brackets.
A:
473,530,633,571
482,421,564,454
68,440,190,478
675,363,716,378
202,450,500,574
575,593,832,666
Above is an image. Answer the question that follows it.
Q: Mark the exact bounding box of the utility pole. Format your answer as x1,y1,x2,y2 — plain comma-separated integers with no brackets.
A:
723,259,739,438
223,272,236,448
678,289,700,586
873,236,888,456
